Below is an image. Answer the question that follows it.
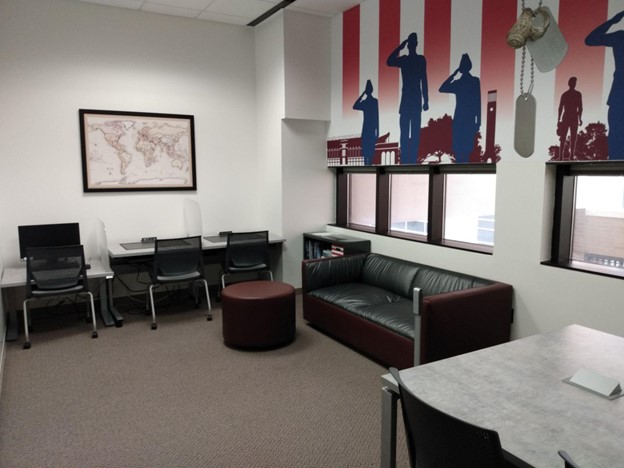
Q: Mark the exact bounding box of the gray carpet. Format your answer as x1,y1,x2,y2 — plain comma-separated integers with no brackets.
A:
0,293,408,467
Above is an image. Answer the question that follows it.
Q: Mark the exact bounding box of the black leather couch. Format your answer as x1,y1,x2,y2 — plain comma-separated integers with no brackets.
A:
302,253,513,369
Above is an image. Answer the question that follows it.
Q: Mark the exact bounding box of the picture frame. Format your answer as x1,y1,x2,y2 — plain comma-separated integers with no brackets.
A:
79,109,197,192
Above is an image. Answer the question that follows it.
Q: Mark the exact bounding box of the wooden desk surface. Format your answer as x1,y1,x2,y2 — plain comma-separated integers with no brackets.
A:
383,325,624,468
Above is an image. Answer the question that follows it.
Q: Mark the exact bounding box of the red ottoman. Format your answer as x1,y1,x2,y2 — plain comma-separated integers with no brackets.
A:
221,280,296,348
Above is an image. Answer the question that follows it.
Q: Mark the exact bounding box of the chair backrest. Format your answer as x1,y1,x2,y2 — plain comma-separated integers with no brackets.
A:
153,236,204,277
389,367,506,468
224,231,270,270
25,245,89,294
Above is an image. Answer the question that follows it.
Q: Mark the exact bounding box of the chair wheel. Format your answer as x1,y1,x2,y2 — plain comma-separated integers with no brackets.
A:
151,323,158,330
92,331,98,339
23,341,31,350
206,315,213,321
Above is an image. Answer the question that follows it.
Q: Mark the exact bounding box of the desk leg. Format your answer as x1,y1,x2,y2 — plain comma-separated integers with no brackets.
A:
4,288,18,342
381,386,398,468
97,277,123,327
107,277,123,327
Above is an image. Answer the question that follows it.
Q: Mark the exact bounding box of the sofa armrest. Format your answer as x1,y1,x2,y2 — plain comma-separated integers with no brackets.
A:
418,282,513,364
413,287,422,365
301,254,367,294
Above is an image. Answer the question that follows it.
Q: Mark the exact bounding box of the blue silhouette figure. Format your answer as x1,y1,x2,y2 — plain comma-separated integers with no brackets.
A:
353,79,379,165
439,53,481,163
586,11,624,160
387,32,429,164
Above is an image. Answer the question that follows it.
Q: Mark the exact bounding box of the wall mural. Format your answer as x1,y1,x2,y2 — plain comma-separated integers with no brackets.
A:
327,0,623,166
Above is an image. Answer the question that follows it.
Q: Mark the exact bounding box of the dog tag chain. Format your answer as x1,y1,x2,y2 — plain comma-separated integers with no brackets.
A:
514,0,539,158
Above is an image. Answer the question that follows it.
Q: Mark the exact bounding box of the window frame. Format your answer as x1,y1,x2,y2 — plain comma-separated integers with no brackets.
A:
334,164,496,254
544,162,624,280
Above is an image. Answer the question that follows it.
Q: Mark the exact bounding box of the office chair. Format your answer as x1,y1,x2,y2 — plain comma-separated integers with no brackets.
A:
221,231,273,289
22,245,97,349
389,367,507,468
558,450,581,468
148,236,211,330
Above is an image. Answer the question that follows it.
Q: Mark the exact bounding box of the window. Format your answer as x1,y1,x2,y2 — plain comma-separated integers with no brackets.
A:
347,172,376,229
390,173,429,237
335,165,496,254
547,163,624,279
444,173,496,247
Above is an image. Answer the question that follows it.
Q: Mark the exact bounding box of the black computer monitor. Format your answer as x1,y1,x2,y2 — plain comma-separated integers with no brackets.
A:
18,223,81,260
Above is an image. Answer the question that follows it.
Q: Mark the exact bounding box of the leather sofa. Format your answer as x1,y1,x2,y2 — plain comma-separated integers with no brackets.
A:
302,253,513,369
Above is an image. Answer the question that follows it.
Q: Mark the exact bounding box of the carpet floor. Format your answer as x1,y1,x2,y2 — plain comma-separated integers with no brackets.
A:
0,293,409,467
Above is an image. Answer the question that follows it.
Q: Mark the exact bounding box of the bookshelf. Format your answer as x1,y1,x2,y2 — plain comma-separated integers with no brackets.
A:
303,232,371,260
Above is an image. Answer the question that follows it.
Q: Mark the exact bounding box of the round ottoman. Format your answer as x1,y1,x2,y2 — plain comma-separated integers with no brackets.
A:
221,280,296,349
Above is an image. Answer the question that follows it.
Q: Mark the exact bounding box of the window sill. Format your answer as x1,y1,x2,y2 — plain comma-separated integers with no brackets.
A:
541,259,624,280
333,225,493,255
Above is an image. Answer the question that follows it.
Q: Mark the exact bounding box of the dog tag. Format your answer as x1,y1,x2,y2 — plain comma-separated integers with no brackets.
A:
526,6,568,72
514,93,536,158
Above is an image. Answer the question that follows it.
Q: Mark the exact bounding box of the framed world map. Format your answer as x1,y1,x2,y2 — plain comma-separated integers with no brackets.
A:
79,109,196,192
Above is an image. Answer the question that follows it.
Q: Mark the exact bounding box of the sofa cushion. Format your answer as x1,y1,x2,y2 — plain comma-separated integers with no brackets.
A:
309,283,404,310
361,254,420,298
351,300,415,339
414,267,492,297
304,254,366,292
308,283,415,339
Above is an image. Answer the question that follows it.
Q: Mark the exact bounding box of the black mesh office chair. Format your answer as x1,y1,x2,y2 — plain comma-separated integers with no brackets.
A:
221,231,273,289
389,367,507,468
22,245,97,349
148,236,211,330
558,450,581,468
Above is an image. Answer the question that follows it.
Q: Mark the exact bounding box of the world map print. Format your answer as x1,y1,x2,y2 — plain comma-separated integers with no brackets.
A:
82,112,195,191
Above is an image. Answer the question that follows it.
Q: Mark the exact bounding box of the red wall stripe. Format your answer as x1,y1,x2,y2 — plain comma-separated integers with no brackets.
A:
423,0,452,107
378,0,401,113
342,6,360,119
555,0,608,109
480,0,517,118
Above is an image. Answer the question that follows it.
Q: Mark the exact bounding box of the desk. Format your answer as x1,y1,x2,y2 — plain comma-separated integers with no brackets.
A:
108,233,286,264
381,325,624,468
1,258,119,341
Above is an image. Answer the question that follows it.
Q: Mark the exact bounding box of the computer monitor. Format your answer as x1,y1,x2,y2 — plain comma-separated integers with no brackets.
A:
18,223,81,260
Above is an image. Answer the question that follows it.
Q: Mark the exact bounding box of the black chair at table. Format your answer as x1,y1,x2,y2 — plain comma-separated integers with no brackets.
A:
148,236,211,330
220,231,273,289
389,367,507,468
22,244,97,349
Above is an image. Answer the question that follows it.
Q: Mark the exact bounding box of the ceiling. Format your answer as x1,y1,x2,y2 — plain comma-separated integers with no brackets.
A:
76,0,363,26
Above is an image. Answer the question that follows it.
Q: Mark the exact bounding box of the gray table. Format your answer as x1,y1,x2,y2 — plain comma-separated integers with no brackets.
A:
381,325,624,468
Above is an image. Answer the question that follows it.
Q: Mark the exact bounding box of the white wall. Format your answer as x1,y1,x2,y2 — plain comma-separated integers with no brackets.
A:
282,119,333,284
254,11,287,260
0,0,259,265
255,11,334,285
284,11,331,121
